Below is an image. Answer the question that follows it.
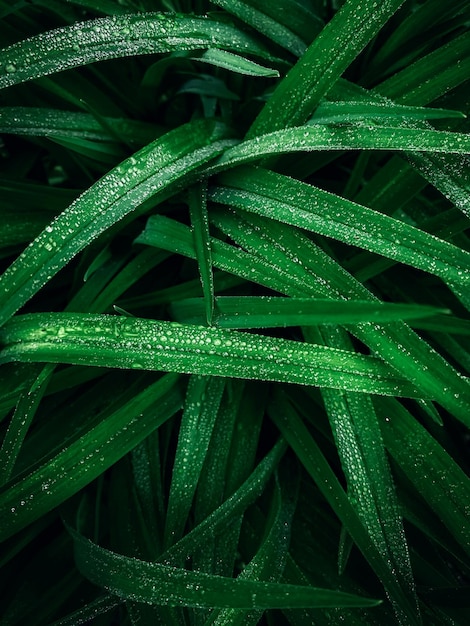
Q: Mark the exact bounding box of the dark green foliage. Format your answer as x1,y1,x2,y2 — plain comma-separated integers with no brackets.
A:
0,1,469,625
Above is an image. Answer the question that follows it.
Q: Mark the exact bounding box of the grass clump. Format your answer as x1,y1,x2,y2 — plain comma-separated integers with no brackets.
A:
0,1,469,624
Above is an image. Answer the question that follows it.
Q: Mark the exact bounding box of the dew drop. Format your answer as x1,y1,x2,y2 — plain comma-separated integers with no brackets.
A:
5,63,16,73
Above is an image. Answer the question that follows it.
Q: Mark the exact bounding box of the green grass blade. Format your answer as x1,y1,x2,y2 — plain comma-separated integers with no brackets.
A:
311,101,465,124
0,106,162,143
246,0,323,44
84,248,170,314
0,312,425,397
208,202,470,426
0,364,53,486
0,118,233,328
376,397,470,557
210,0,307,57
192,49,279,77
214,124,470,172
189,182,215,326
0,373,182,542
171,296,447,328
210,166,470,286
376,32,470,105
71,526,380,609
46,594,121,626
138,213,470,425
268,391,419,625
0,13,279,90
370,0,470,73
161,439,286,567
137,215,312,300
209,469,296,625
248,0,406,136
164,375,225,548
307,325,419,624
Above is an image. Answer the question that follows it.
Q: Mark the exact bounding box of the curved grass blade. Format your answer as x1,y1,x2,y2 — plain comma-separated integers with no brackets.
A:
213,208,470,425
307,325,419,624
248,0,406,136
246,0,323,44
170,296,447,329
189,182,214,326
268,391,420,625
370,0,470,73
192,49,279,78
311,101,466,124
138,214,470,426
0,13,280,90
0,364,53,486
0,106,162,143
376,32,470,105
0,373,182,542
0,118,234,328
164,375,225,548
213,124,470,173
376,397,470,557
209,468,297,625
210,166,470,287
71,527,380,609
161,439,286,567
0,312,424,397
210,0,306,57
46,594,122,626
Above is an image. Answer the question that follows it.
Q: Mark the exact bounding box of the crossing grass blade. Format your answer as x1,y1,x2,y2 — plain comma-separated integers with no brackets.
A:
248,0,406,136
164,375,225,548
0,364,53,486
71,525,381,609
1,3,470,624
376,32,470,105
160,438,286,567
209,0,307,57
268,391,420,625
369,0,470,74
0,118,234,328
0,373,183,542
375,396,470,557
0,312,424,397
210,166,470,287
0,106,162,144
306,325,419,624
188,182,215,326
0,13,280,90
137,213,470,426
208,468,297,625
170,296,447,328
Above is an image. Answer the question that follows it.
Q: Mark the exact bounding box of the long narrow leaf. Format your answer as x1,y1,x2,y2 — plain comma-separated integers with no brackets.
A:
268,391,419,625
71,527,380,609
0,118,233,328
210,166,470,287
170,296,447,328
164,375,225,548
0,312,424,397
189,182,214,325
138,214,470,426
307,325,419,624
0,13,280,90
248,0,406,136
0,373,183,542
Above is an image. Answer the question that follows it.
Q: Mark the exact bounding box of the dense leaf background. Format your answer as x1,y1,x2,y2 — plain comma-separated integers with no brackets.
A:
0,1,469,624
